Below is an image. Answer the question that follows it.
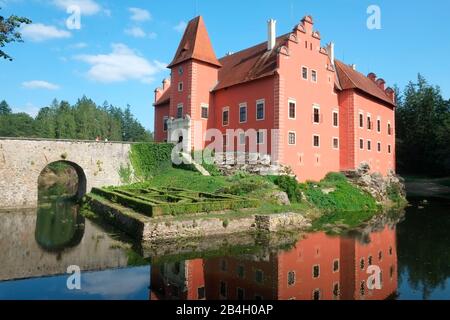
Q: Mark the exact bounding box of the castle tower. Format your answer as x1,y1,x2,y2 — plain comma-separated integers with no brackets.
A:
167,16,221,151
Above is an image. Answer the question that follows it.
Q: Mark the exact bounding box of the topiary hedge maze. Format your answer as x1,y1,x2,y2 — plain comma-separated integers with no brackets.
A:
91,187,258,217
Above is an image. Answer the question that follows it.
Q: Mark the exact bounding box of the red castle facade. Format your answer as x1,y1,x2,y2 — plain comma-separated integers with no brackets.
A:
154,16,396,181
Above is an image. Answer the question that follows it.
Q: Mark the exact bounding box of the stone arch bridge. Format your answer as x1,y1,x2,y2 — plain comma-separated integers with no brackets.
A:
0,138,133,209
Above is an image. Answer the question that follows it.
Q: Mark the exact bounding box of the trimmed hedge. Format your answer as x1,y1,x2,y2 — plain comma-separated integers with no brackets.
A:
130,143,174,179
91,187,258,217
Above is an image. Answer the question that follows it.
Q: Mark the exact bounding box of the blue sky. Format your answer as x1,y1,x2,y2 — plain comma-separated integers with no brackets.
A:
1,0,449,130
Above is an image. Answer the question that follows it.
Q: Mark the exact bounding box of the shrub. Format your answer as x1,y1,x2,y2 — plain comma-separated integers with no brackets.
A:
130,143,174,179
273,175,302,203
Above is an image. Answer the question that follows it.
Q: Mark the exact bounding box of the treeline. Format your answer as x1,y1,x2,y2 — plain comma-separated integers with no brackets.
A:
0,96,153,142
396,74,450,176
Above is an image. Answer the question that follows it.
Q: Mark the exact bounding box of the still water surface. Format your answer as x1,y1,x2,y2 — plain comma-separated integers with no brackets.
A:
0,196,448,300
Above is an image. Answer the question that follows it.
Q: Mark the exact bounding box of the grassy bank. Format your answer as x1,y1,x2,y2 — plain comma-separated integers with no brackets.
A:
106,167,383,230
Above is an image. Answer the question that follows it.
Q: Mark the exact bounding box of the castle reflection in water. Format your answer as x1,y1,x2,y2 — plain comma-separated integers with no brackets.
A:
150,226,397,301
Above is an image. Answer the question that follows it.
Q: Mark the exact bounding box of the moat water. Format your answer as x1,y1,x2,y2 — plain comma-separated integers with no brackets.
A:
0,192,448,300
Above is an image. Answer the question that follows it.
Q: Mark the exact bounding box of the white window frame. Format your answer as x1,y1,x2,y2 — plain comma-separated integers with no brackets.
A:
313,134,320,148
313,104,321,124
288,131,296,145
332,109,339,128
256,99,265,121
257,130,265,145
367,139,372,151
222,107,230,127
239,132,246,146
177,103,183,119
359,111,364,129
333,259,340,273
311,69,318,83
332,137,339,150
163,116,168,132
301,66,308,80
239,103,248,123
288,99,296,120
367,114,372,130
359,138,364,150
377,141,381,153
377,116,381,133
312,264,320,279
201,103,209,119
178,81,183,92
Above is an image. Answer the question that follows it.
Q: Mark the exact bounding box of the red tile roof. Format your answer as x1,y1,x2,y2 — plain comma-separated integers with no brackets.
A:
154,89,170,106
214,33,290,91
167,16,221,68
334,60,395,106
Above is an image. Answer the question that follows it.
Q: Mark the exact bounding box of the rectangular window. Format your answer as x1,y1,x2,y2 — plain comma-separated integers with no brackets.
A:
313,289,321,301
388,145,392,154
178,82,183,92
255,270,264,283
333,260,340,272
239,103,247,123
367,115,372,130
333,111,339,127
288,100,296,119
288,132,296,145
313,135,320,147
367,140,372,151
197,287,205,299
177,104,183,119
302,66,308,80
360,139,364,150
239,132,246,145
237,265,245,279
378,142,381,152
256,99,265,120
313,265,320,278
311,70,317,83
388,123,392,135
201,104,209,119
333,283,340,298
313,106,320,123
222,108,229,126
359,113,364,128
333,137,339,149
220,281,227,297
257,130,265,145
288,271,296,286
377,118,381,132
163,116,168,132
237,288,245,300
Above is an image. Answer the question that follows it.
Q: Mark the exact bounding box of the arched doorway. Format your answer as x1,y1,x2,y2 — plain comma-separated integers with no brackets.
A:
37,160,87,201
35,161,87,253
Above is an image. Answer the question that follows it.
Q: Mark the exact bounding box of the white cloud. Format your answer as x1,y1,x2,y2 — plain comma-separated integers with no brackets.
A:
124,27,157,39
21,23,71,42
13,103,40,118
124,27,146,38
75,43,167,84
70,42,88,49
53,0,101,16
128,7,151,22
173,21,187,33
22,80,60,90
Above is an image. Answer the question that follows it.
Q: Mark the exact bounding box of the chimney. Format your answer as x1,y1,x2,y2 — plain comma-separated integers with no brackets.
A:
376,78,386,91
327,42,335,65
162,78,170,91
385,87,396,103
154,88,162,103
267,19,277,51
351,64,357,70
368,73,377,82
